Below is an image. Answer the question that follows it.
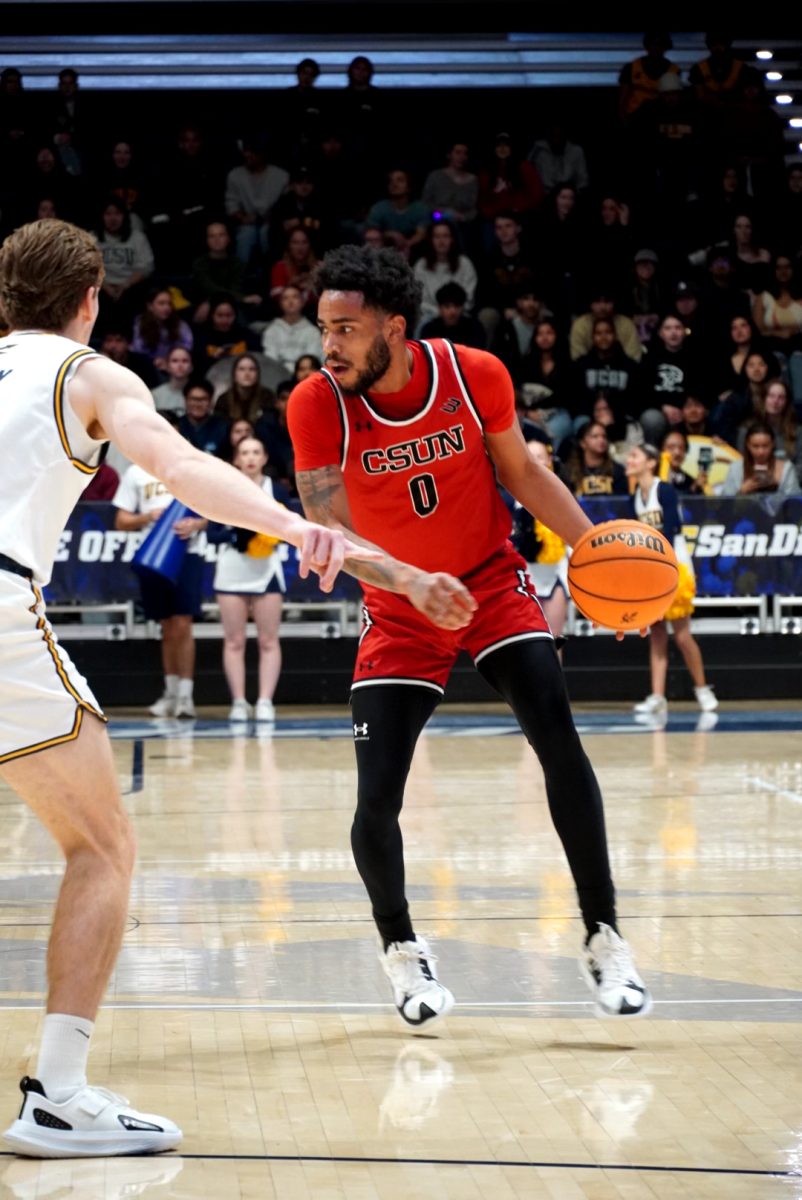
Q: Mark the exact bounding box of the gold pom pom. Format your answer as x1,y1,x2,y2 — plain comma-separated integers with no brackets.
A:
246,532,281,558
534,520,566,565
665,561,696,620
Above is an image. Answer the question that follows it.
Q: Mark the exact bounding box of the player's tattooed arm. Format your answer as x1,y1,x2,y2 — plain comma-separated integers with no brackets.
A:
295,465,412,593
295,466,477,628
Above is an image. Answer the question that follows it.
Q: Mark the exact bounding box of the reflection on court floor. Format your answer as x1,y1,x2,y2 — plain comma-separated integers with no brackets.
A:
0,706,799,1198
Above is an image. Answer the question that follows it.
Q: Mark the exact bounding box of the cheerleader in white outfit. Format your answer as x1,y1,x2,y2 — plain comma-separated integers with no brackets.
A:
625,443,718,718
211,437,287,722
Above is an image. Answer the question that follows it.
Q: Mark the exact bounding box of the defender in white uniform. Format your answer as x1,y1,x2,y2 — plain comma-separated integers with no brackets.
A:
0,219,372,1158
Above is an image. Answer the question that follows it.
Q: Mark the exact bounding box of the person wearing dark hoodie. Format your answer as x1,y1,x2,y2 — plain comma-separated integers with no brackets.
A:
573,317,639,426
638,312,703,444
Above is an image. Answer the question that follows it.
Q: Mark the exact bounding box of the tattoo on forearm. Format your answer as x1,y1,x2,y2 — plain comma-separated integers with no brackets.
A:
296,466,409,594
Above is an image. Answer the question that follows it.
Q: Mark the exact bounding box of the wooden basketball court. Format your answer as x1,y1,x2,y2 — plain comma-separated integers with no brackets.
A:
0,704,799,1198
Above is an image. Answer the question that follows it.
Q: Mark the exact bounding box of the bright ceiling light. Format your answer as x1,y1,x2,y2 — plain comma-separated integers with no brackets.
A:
766,71,782,81
756,49,773,60
789,117,802,128
775,94,793,104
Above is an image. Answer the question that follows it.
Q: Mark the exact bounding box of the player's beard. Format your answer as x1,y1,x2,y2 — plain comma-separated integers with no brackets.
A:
351,333,392,394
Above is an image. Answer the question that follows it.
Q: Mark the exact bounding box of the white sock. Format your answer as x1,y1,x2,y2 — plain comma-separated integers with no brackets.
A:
177,678,194,700
164,674,179,698
35,1013,94,1102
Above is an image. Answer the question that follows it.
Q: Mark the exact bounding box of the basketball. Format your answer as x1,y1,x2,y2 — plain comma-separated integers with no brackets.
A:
568,520,679,631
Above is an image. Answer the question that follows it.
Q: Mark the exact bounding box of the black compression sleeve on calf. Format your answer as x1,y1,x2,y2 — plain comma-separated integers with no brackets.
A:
350,684,440,946
477,639,617,938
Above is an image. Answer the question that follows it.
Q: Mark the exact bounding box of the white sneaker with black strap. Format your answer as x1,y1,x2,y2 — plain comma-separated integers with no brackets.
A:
580,924,653,1018
3,1077,182,1158
380,937,455,1030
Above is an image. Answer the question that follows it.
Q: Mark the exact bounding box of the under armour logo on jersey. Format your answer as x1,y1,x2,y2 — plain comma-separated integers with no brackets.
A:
441,396,461,413
353,722,369,740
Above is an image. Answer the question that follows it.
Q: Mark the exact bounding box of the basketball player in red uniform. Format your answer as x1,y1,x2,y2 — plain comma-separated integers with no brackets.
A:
289,246,651,1026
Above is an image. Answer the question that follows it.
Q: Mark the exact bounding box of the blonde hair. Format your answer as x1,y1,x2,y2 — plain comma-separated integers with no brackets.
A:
0,219,104,332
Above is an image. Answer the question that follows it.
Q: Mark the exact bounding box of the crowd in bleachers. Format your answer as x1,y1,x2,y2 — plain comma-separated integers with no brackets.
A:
1,36,801,503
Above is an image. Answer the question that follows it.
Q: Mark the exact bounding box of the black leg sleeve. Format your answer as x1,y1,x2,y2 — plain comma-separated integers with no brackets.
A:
477,639,617,937
350,685,440,945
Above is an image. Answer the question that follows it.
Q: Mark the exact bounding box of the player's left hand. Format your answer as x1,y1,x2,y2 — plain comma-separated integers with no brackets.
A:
408,572,477,630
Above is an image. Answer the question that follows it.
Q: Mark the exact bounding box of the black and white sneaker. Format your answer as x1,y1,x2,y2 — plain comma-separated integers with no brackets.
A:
379,937,455,1030
580,924,653,1018
3,1077,182,1158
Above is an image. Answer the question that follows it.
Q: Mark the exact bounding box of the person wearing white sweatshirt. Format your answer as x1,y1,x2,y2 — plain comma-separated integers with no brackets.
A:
261,284,322,374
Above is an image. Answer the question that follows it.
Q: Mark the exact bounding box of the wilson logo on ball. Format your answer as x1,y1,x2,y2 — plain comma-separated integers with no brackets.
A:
590,530,666,554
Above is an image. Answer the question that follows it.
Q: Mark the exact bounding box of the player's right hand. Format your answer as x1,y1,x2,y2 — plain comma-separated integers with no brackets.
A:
407,572,477,630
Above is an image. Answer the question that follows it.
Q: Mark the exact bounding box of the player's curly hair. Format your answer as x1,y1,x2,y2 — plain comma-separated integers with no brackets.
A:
314,245,421,333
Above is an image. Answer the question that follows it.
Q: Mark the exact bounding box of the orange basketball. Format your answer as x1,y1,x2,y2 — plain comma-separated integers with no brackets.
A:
568,520,679,631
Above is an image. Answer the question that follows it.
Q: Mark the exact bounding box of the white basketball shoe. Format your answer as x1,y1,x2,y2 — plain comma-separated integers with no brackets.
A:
379,937,455,1030
3,1077,182,1158
580,924,653,1018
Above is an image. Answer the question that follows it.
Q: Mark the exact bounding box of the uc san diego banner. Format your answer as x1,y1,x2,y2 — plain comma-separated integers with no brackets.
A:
44,498,802,607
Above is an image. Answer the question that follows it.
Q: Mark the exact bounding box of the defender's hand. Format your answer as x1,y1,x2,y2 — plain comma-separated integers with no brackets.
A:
297,524,381,593
407,572,477,630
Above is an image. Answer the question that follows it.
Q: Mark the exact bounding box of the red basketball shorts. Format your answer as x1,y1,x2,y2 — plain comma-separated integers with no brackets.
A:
352,541,553,697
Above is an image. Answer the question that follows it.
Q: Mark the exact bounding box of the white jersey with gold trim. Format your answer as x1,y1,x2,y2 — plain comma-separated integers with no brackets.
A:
0,330,104,584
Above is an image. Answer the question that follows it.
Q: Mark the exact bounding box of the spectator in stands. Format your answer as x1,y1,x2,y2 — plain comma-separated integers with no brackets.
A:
421,141,479,233
662,429,708,494
341,56,381,159
714,314,763,399
518,318,572,402
194,295,260,368
776,164,802,259
574,317,640,422
80,459,120,501
570,288,642,362
219,418,256,462
628,248,664,346
532,184,585,319
98,325,159,388
113,462,207,718
97,140,148,229
644,72,699,214
490,284,549,377
627,442,717,718
292,354,321,384
565,420,628,496
49,67,84,176
754,380,802,477
209,434,288,724
215,352,275,423
256,380,295,490
0,67,31,169
476,211,538,338
314,128,370,239
690,164,749,247
225,135,289,265
583,195,634,300
269,227,319,310
673,280,710,342
752,255,802,354
95,198,154,329
690,34,746,120
270,164,328,250
725,69,786,201
720,421,800,496
151,346,194,414
678,393,715,439
699,246,752,342
155,125,221,269
729,213,771,294
710,348,778,447
365,168,428,258
418,281,486,349
639,313,705,444
23,145,80,224
413,220,478,324
178,379,229,456
261,284,322,374
618,32,680,124
131,287,193,372
191,221,262,322
478,131,544,230
285,58,325,154
527,123,589,194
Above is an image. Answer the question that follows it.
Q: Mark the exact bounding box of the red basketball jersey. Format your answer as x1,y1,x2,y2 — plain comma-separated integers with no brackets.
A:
289,339,514,577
